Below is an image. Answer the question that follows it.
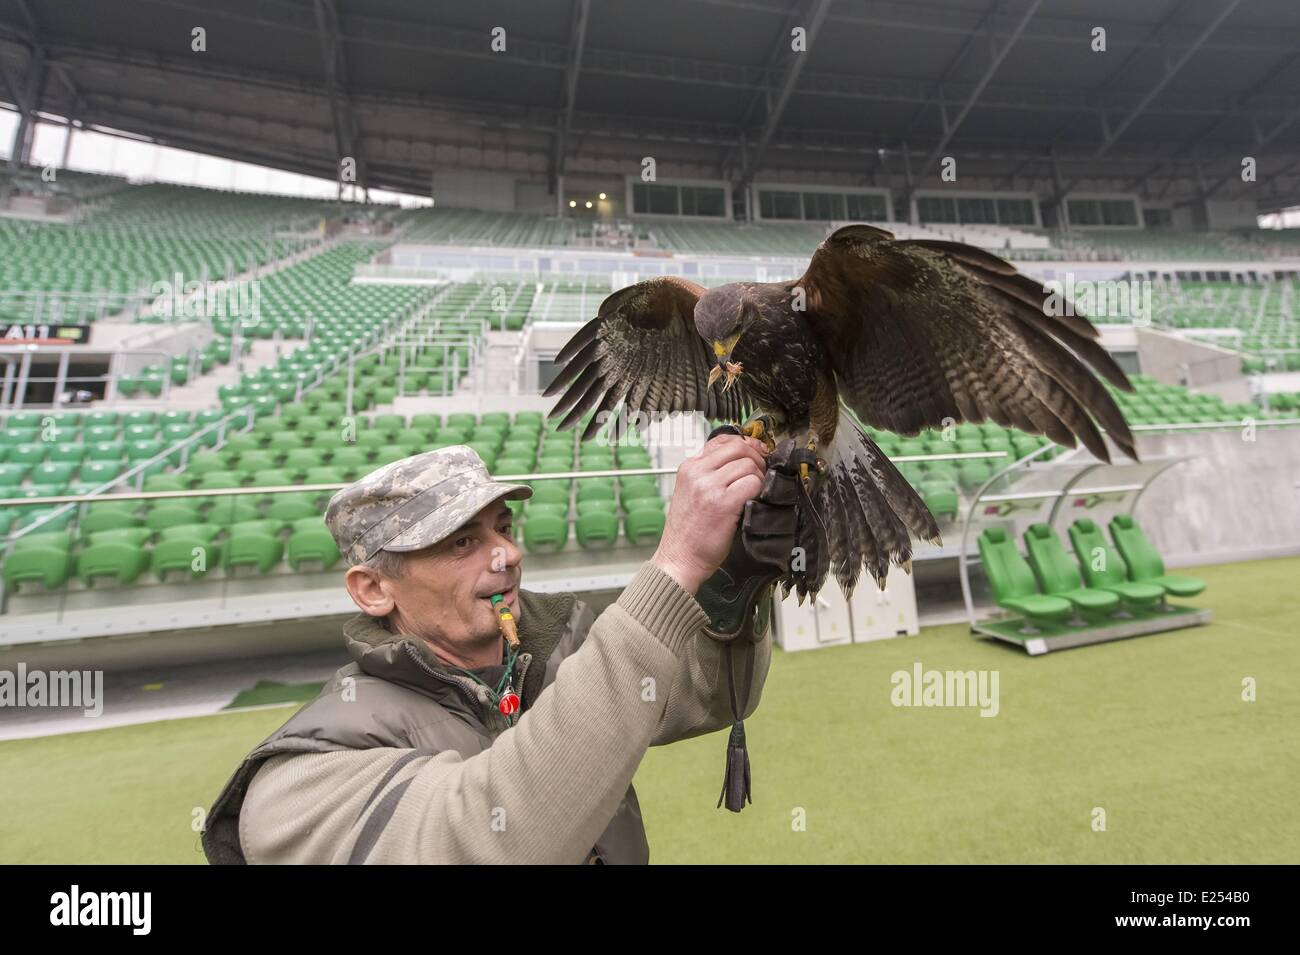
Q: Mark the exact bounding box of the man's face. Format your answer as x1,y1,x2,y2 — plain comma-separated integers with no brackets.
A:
385,499,524,651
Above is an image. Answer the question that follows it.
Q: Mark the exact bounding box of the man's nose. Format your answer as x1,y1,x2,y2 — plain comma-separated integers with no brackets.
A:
496,533,523,570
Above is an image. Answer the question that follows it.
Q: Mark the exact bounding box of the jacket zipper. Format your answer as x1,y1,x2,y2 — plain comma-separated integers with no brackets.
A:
402,642,534,727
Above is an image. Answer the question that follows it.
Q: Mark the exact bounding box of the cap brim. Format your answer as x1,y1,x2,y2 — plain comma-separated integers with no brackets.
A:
381,480,533,554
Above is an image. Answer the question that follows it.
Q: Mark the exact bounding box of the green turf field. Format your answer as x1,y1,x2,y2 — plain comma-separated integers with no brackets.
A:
1,556,1296,864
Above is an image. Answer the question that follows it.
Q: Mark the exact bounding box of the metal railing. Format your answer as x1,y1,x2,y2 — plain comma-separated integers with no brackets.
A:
0,346,178,409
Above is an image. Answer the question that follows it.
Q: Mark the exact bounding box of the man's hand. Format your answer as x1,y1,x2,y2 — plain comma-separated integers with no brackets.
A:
650,433,769,594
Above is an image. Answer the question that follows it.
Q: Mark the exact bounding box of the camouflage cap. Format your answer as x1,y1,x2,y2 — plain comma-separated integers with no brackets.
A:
325,445,533,566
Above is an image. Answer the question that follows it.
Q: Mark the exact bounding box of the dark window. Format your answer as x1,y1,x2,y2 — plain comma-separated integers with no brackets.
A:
1100,200,1138,226
917,196,958,223
632,183,680,215
957,197,997,224
846,193,887,220
1143,207,1173,228
680,186,725,217
1067,199,1101,226
996,198,1035,225
801,192,845,221
760,190,802,220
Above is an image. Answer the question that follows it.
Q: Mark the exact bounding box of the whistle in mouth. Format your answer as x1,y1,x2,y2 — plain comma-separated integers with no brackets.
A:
490,592,519,648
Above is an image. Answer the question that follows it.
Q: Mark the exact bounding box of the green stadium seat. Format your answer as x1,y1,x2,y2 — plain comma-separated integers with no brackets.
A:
266,497,320,523
977,528,1073,632
126,439,166,463
575,511,619,549
25,483,67,499
223,525,285,574
12,530,73,552
78,509,142,536
281,449,325,476
145,504,204,532
3,546,73,592
205,499,260,526
32,461,78,484
530,482,570,506
958,460,996,490
286,527,341,571
77,541,151,586
223,433,264,456
4,411,43,429
0,463,31,484
79,461,123,484
9,443,48,465
152,534,221,581
158,523,220,544
920,479,960,521
88,527,152,547
1107,515,1206,600
1067,519,1165,608
143,474,188,494
355,431,389,453
83,425,118,443
184,454,230,480
0,427,38,446
409,413,441,434
234,451,279,475
1021,524,1121,621
329,447,370,477
523,513,568,553
623,507,665,545
49,442,87,463
577,479,615,503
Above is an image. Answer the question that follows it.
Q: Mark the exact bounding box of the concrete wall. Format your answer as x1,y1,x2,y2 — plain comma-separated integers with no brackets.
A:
430,168,520,212
1133,427,1300,566
1136,327,1244,390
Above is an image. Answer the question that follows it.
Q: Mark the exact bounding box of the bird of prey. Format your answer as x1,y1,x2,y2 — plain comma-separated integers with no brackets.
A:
543,224,1139,601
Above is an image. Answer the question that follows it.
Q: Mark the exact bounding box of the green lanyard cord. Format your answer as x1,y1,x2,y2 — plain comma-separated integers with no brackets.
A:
449,640,520,724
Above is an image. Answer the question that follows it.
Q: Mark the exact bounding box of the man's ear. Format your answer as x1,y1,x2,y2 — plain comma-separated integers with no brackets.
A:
345,565,397,618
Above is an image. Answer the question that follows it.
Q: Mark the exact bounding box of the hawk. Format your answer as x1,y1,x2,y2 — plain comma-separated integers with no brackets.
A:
543,224,1139,601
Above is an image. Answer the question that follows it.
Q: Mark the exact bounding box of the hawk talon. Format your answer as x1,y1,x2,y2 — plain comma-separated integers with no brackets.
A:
739,414,778,454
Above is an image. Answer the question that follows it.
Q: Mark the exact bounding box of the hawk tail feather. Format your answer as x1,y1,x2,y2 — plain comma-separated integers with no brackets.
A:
787,407,942,602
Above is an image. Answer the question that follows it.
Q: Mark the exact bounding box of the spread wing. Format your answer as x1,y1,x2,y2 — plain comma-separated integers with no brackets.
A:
795,224,1138,463
543,276,751,441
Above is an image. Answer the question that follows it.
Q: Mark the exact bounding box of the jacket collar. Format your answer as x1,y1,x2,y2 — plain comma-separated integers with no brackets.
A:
342,587,577,715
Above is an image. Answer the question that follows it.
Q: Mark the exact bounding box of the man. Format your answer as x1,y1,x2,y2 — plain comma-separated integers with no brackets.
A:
202,430,777,864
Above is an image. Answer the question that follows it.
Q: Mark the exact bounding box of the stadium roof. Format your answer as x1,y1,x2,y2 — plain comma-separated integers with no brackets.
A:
2,0,1299,212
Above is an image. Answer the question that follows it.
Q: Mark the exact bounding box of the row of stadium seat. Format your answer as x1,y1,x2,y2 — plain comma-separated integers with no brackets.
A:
3,518,342,588
2,473,671,592
979,516,1206,631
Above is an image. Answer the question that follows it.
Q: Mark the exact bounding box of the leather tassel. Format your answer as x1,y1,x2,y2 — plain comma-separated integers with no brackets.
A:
717,719,752,812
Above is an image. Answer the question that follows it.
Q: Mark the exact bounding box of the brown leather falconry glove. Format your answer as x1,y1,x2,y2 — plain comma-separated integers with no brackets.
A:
694,426,826,812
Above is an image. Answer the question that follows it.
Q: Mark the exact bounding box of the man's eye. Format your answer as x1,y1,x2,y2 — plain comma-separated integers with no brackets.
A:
455,536,472,548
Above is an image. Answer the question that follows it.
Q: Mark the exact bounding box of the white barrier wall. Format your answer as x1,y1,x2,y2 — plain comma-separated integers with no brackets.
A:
775,567,919,652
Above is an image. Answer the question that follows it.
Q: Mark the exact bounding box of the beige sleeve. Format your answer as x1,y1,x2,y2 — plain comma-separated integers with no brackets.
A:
240,561,713,864
648,618,772,747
